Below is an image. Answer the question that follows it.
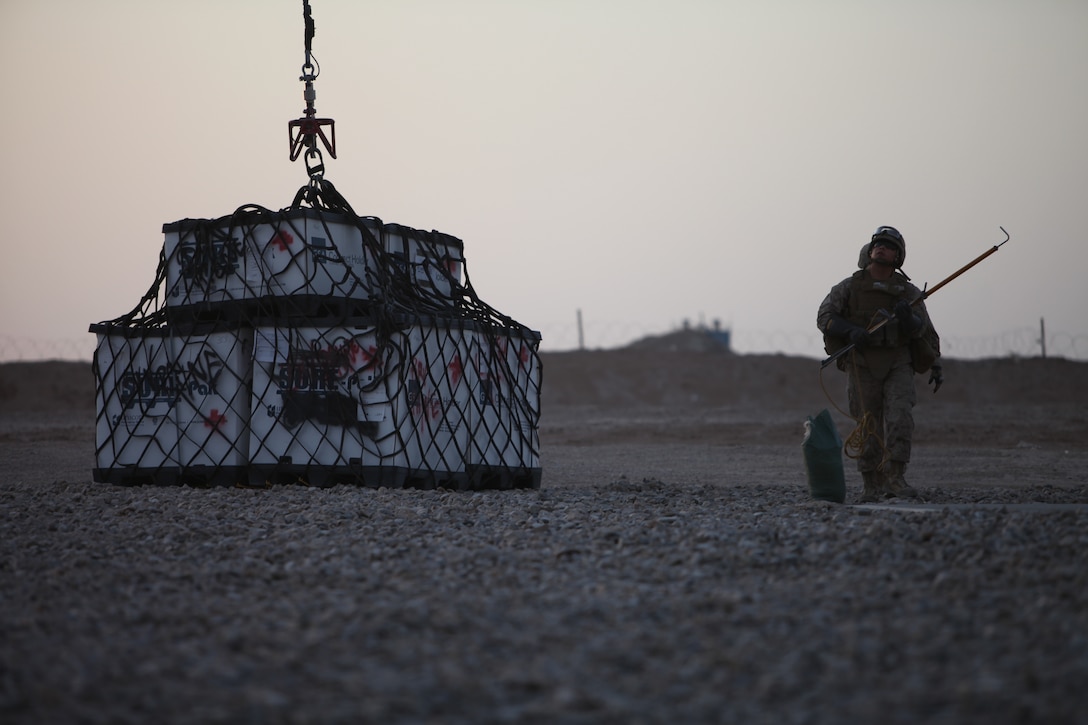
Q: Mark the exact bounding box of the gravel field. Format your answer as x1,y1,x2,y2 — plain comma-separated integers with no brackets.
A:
1,354,1087,723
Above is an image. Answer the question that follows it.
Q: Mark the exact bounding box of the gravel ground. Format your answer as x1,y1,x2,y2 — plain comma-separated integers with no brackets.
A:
2,357,1087,723
2,474,1087,724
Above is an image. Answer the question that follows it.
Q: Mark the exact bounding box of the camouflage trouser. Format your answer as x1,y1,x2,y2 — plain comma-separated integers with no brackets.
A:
846,356,916,472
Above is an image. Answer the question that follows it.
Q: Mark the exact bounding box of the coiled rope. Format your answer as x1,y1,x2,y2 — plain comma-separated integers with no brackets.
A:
818,349,889,466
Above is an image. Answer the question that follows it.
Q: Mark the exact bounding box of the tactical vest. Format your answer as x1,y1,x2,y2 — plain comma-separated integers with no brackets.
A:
846,270,911,347
823,269,941,374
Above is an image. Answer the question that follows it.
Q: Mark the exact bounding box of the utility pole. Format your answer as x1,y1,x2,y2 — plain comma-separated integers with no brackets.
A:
577,309,585,351
1040,317,1047,358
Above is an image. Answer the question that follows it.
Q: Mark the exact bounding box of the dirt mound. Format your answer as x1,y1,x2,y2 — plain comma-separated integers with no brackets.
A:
2,354,1086,417
539,350,1088,410
0,361,95,414
622,327,733,354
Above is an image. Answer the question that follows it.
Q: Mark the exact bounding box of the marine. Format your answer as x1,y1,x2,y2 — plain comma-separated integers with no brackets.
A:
817,226,943,503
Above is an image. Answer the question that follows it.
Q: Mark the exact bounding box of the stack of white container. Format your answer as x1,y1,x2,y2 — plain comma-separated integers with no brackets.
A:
91,206,542,490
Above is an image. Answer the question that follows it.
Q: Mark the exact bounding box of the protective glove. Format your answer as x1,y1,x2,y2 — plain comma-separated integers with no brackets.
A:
847,327,870,347
827,314,870,348
928,364,943,393
894,299,923,334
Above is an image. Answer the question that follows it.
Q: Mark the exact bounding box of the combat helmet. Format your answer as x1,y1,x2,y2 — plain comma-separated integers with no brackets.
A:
868,225,906,268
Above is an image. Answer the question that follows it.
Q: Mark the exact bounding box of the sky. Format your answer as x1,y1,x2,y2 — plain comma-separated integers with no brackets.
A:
2,0,1086,360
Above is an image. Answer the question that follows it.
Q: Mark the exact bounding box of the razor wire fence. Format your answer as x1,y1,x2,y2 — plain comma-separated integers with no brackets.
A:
4,324,1088,363
0,335,96,363
532,322,1088,360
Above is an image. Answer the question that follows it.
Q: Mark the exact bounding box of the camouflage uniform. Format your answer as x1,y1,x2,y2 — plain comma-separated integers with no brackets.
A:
818,246,934,500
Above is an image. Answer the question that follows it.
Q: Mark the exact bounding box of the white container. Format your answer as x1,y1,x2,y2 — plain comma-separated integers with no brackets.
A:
248,324,406,487
383,224,464,301
248,320,484,489
257,214,380,305
92,324,255,485
310,216,381,301
163,217,263,309
244,216,307,300
465,326,542,488
92,326,180,484
172,327,254,484
395,319,473,487
163,210,382,318
428,231,465,299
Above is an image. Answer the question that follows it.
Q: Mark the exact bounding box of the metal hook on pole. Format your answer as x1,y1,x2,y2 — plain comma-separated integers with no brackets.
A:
918,226,1009,299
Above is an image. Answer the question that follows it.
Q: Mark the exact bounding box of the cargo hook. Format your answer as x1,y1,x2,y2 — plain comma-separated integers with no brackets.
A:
288,0,336,176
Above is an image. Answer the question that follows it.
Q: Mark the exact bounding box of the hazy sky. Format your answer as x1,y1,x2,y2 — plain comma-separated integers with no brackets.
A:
2,0,1086,359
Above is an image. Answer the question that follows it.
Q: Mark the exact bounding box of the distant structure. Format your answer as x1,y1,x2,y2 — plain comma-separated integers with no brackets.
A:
626,318,732,353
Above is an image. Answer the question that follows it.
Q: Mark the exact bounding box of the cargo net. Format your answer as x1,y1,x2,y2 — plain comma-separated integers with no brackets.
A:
90,184,542,490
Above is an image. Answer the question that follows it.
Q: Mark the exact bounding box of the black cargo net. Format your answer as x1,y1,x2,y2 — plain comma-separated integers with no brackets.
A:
90,183,542,490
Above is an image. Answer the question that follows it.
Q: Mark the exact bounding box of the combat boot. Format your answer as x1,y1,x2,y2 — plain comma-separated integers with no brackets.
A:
858,470,887,503
883,460,919,499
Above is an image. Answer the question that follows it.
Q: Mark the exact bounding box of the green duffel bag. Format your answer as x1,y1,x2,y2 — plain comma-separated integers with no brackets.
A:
802,409,846,503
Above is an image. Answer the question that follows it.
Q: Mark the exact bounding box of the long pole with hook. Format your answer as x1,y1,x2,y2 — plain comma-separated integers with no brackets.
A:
820,226,1011,369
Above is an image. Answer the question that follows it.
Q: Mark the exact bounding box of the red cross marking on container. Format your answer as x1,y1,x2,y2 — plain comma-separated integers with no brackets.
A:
204,409,227,429
449,353,463,388
270,229,295,252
